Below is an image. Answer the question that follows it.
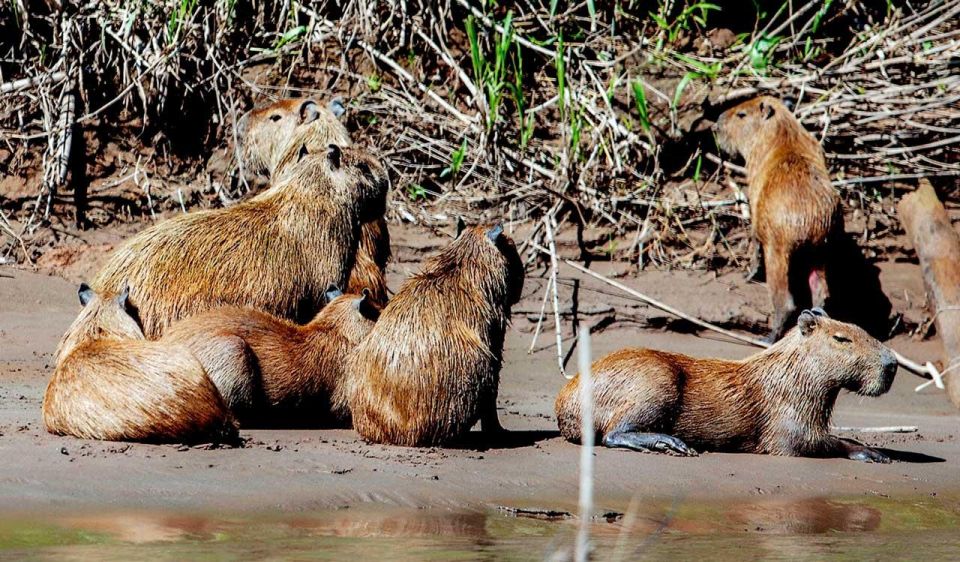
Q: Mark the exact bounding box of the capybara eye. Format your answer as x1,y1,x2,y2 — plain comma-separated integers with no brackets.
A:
269,114,282,122
737,111,746,118
327,145,342,169
833,333,852,343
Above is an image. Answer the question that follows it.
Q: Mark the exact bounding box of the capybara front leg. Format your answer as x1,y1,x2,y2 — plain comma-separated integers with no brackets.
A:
601,430,698,457
765,252,795,343
825,436,891,463
480,391,505,435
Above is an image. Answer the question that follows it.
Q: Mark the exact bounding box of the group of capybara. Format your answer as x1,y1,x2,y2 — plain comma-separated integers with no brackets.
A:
40,95,904,463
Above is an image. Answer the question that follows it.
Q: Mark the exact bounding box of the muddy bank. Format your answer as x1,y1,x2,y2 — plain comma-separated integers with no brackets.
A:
0,225,956,515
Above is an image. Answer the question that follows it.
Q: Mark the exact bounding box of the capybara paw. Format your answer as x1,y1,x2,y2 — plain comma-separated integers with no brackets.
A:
655,436,698,457
849,448,890,463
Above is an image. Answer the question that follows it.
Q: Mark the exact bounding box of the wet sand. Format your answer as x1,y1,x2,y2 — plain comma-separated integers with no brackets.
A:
0,225,956,517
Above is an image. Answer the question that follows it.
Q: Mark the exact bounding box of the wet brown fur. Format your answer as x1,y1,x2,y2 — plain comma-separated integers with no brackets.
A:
164,292,379,426
91,143,387,338
43,289,238,443
555,313,897,459
345,225,525,446
715,96,843,340
238,97,390,305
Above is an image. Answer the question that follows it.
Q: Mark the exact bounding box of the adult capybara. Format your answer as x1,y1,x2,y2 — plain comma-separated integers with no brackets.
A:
715,96,843,341
91,142,386,338
43,285,238,443
345,223,525,447
556,309,898,462
237,96,390,306
236,97,351,183
164,286,380,426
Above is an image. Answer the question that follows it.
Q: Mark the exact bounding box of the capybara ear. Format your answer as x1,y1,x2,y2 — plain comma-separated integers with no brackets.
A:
299,100,321,124
486,223,503,241
809,307,828,318
325,284,343,303
78,283,95,307
456,217,466,238
798,309,819,336
116,283,131,310
761,100,775,120
328,97,346,118
327,144,341,169
355,288,381,321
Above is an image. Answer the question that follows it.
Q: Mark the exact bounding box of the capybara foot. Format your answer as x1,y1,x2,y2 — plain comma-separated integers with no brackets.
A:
602,431,698,457
848,448,890,463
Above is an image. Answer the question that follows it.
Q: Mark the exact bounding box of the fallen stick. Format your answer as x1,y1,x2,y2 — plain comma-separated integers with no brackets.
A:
530,243,937,380
832,426,919,433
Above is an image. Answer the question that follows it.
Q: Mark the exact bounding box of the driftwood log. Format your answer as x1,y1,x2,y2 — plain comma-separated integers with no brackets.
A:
898,179,960,408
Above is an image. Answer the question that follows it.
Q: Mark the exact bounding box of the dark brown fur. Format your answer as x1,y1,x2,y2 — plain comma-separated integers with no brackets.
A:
715,96,843,341
91,143,386,338
164,290,379,426
237,97,390,305
43,287,237,443
555,310,898,462
344,225,524,446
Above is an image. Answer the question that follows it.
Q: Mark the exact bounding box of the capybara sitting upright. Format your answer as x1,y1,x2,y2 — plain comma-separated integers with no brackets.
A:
715,96,843,341
556,309,898,462
345,223,524,446
43,285,238,443
91,142,386,338
237,96,390,306
164,286,380,426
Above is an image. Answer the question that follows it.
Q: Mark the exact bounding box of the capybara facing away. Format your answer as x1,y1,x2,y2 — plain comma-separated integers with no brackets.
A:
556,309,898,462
715,96,843,341
164,286,380,427
43,285,238,443
237,96,391,305
345,223,525,447
91,142,386,338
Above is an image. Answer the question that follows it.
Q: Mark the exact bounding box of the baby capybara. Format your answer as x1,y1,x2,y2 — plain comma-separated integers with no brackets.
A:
91,142,386,338
237,96,391,305
715,96,843,341
345,223,525,446
164,286,380,426
43,285,238,443
556,309,898,462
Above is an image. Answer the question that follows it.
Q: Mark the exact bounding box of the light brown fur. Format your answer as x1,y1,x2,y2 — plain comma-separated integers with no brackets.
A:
344,225,524,447
43,287,238,443
238,96,390,305
164,290,379,426
91,142,386,338
715,96,843,341
555,311,898,461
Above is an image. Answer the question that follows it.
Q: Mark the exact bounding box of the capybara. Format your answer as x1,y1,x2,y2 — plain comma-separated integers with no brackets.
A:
555,309,898,462
43,284,238,443
237,96,390,305
236,97,351,183
714,96,843,341
91,142,386,338
345,223,525,446
164,286,380,426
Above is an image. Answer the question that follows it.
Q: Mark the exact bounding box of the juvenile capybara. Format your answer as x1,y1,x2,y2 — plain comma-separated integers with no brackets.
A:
164,286,380,426
91,142,386,338
344,223,525,446
715,96,843,341
237,96,390,305
43,285,238,443
555,309,898,462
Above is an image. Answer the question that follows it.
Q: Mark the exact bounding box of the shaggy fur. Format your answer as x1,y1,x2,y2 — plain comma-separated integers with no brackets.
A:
164,290,379,426
91,143,386,338
43,287,237,443
237,96,390,305
714,96,843,341
555,310,898,461
345,225,524,446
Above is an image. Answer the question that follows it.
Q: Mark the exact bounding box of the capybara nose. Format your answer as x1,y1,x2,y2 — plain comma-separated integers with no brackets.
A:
882,352,898,379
